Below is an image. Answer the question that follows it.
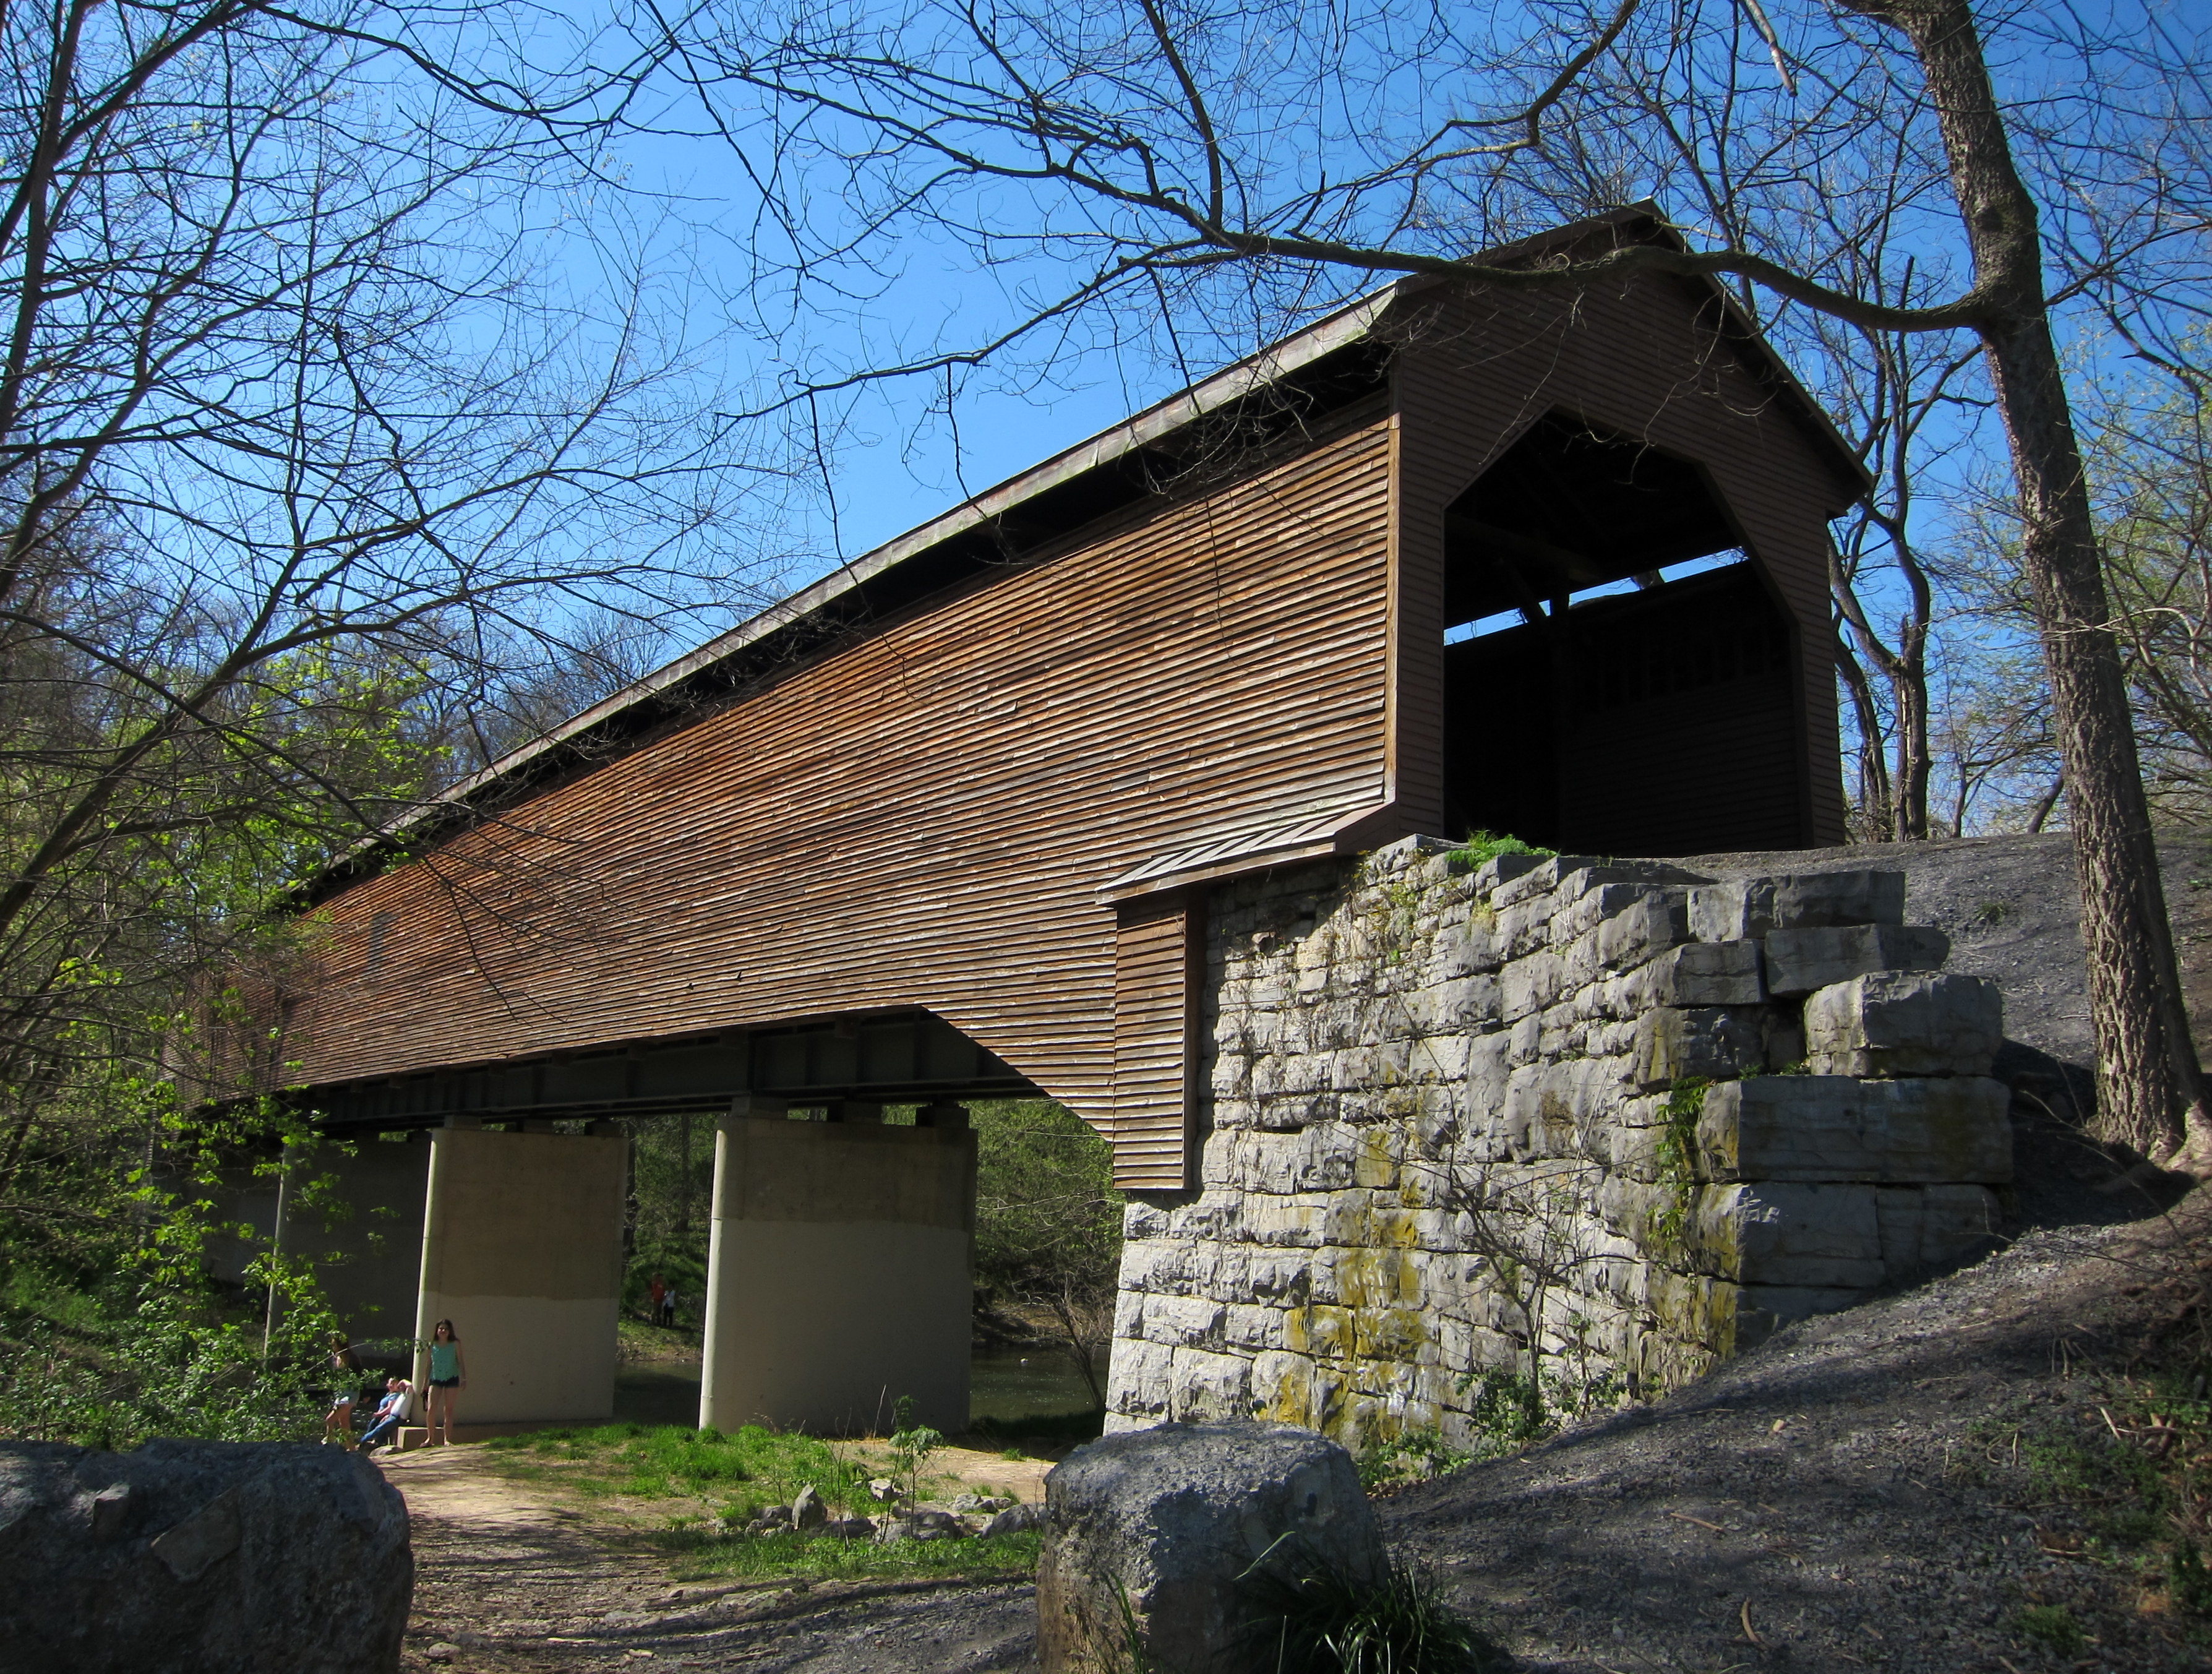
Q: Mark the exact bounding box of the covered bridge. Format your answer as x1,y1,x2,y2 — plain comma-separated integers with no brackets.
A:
231,209,1869,1434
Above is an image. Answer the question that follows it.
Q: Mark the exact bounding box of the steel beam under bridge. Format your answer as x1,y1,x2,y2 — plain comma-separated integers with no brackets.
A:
302,1010,1037,1130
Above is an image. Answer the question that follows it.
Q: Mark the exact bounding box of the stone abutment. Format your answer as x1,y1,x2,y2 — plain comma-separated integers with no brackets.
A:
1104,838,2013,1451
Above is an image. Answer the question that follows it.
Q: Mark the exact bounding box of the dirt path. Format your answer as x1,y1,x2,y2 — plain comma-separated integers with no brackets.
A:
380,1446,1040,1673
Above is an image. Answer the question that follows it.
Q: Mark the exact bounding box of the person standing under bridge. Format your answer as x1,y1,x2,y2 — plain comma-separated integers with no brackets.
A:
426,1318,466,1446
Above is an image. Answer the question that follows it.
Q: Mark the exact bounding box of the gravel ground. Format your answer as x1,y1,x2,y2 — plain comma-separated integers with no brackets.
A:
1382,1193,2212,1674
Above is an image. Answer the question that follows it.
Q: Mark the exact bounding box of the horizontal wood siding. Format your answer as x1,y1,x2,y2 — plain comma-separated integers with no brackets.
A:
282,414,1397,1167
1113,893,1199,1189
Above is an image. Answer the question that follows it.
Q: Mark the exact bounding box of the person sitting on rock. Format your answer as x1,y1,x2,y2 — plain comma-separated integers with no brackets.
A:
359,1377,413,1451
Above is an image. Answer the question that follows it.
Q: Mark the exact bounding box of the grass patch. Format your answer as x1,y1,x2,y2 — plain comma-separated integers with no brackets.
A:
2004,1238,2212,1620
487,1422,1046,1583
2015,1603,2086,1655
486,1422,872,1517
1446,830,1554,872
656,1526,1041,1584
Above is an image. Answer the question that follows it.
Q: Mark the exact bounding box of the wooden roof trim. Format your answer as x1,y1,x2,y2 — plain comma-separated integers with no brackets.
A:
1513,204,1874,505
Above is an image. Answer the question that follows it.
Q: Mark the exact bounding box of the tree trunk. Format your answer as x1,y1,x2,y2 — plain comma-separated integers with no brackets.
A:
1861,0,2211,1162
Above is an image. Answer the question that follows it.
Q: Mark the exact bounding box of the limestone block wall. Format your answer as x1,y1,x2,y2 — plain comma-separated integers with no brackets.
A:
1104,838,2013,1450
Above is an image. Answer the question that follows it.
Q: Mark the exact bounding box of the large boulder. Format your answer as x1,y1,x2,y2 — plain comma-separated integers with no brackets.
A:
0,1438,412,1672
1036,1421,1384,1674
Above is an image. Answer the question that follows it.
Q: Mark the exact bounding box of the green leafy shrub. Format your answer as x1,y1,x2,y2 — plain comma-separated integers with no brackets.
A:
1358,1430,1469,1491
1446,831,1555,872
2016,1603,2086,1655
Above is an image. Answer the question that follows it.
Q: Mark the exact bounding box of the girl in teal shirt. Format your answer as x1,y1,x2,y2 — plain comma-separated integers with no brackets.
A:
426,1318,466,1446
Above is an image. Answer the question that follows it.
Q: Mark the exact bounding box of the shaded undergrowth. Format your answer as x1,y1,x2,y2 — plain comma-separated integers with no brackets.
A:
1980,1229,2212,1642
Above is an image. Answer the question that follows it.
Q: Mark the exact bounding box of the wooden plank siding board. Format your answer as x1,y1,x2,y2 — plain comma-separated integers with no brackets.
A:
276,241,1860,1188
1113,891,1201,1190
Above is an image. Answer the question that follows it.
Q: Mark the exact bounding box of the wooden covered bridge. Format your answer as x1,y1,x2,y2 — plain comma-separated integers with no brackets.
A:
226,209,1867,1433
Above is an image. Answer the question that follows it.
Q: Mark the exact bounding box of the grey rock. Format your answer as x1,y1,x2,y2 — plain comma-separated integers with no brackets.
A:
878,1509,966,1544
1804,970,2003,1077
1875,1183,2004,1277
1689,1183,1887,1290
1642,941,1764,1007
1036,1421,1383,1674
821,1516,877,1539
150,1487,241,1580
867,1477,900,1503
0,1439,410,1673
983,1501,1043,1537
1632,1005,1767,1089
1690,872,1906,941
1696,1076,2013,1183
791,1484,826,1532
1764,924,1950,997
88,1483,132,1541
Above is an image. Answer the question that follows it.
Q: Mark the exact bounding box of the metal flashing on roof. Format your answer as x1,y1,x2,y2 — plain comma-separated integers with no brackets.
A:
1097,799,1400,903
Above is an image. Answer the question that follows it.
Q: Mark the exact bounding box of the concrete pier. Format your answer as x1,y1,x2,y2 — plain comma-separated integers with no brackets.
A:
412,1125,628,1424
205,1134,428,1348
700,1101,977,1435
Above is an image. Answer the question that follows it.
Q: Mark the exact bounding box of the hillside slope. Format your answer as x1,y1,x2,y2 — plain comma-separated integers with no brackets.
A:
1382,1192,2211,1673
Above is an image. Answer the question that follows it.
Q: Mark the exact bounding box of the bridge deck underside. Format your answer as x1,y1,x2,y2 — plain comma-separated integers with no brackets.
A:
304,1010,1037,1131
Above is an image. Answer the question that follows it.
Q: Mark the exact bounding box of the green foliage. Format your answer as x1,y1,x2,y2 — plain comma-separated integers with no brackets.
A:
888,1394,945,1501
1445,831,1555,872
2015,1604,2086,1655
1450,1365,1626,1462
1242,1555,1511,1674
2173,1541,2212,1616
624,1111,714,1321
1650,1077,1712,1253
971,1099,1122,1406
1357,1430,1468,1492
0,1086,364,1448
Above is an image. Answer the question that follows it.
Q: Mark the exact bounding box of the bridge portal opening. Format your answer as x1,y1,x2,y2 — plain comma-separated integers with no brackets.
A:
1440,412,1804,856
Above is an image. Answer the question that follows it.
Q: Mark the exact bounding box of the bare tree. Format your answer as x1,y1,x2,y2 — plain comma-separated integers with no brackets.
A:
631,0,2212,1164
0,0,786,1251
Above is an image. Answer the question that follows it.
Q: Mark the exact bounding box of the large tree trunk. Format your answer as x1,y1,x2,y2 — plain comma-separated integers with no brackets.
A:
1858,0,2211,1163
